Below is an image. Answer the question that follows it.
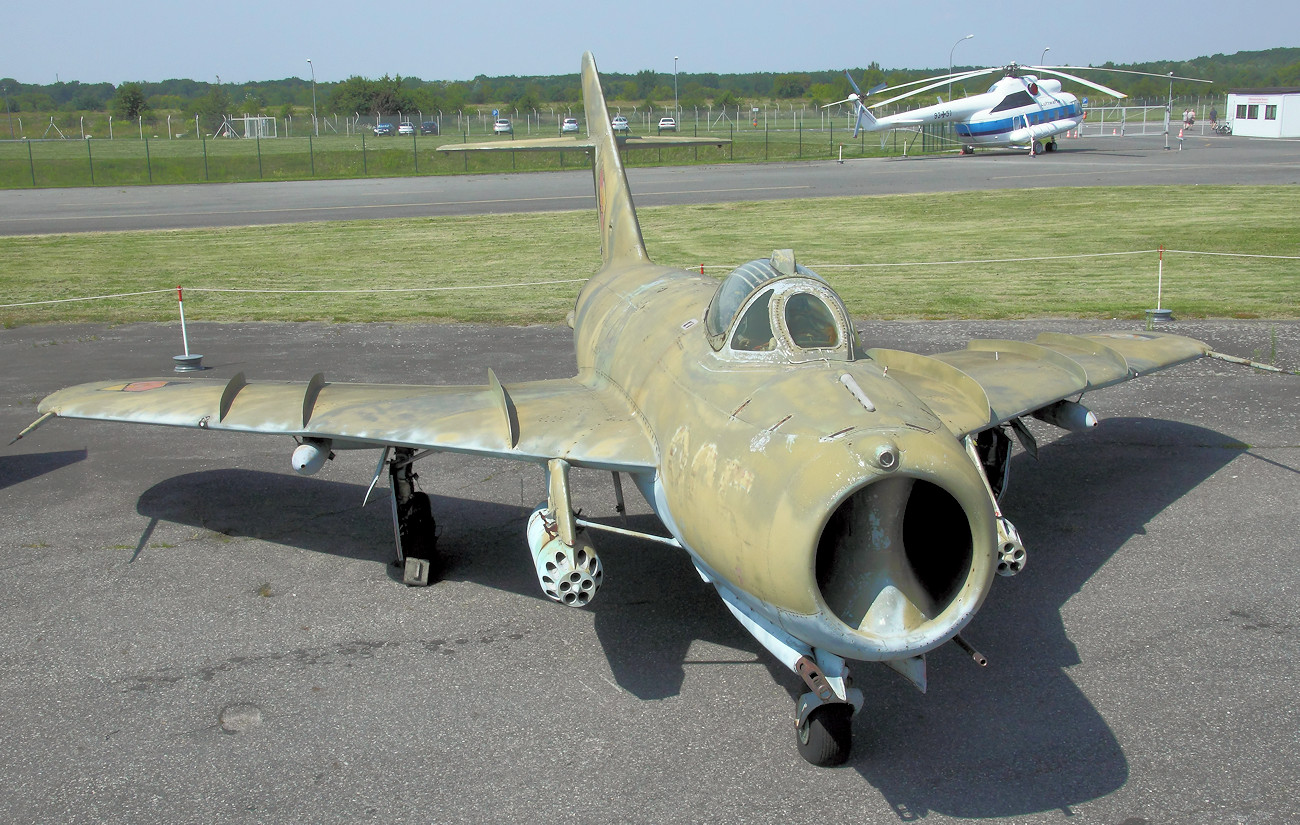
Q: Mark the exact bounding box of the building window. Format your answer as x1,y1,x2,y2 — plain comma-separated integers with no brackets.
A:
1236,104,1247,118
1265,105,1278,120
1247,105,1259,119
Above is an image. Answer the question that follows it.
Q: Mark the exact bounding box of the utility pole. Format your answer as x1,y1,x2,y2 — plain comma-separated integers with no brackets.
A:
949,34,974,101
3,86,13,139
308,59,318,136
673,56,679,122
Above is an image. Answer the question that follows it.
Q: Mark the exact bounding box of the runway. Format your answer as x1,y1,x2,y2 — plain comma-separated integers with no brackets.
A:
2,134,1299,235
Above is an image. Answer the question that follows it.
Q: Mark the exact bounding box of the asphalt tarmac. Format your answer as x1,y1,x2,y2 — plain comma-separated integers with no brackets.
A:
3,319,1297,824
2,133,1299,235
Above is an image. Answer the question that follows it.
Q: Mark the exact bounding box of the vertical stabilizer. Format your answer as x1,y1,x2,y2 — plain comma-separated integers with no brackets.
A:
854,103,879,137
581,52,649,266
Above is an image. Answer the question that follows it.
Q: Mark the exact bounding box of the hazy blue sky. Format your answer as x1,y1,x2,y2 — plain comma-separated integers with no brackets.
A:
7,1,1297,84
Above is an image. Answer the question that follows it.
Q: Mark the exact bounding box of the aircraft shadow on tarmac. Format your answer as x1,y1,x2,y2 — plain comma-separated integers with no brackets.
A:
134,417,1241,818
0,448,86,491
133,464,756,698
851,417,1244,819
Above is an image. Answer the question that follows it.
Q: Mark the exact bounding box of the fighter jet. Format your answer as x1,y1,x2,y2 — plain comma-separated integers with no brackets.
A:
17,52,1218,766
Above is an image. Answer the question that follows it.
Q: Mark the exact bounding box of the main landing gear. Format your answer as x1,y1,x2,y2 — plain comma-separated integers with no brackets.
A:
389,447,439,586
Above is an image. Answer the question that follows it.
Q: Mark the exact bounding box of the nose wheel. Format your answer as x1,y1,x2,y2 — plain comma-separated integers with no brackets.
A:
796,703,853,766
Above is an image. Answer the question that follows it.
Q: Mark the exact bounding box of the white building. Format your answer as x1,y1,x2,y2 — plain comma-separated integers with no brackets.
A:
1226,88,1300,138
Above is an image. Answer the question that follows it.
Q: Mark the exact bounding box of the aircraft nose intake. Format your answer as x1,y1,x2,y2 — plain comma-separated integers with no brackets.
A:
813,454,994,657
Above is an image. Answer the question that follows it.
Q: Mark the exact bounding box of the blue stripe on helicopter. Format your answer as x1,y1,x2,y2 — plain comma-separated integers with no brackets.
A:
956,103,1082,138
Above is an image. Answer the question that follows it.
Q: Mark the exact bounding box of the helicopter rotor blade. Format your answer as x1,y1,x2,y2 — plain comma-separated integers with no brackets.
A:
822,94,860,109
1036,65,1213,84
866,67,997,100
1032,67,1128,99
870,68,997,109
845,70,864,97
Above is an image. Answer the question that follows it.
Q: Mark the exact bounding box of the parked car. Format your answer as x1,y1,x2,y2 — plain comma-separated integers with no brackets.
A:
420,121,440,135
561,117,580,134
658,117,677,132
611,115,629,132
397,122,415,135
373,123,395,136
493,119,513,134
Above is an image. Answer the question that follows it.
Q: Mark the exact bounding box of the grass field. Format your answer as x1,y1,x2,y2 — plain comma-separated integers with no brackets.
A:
1,185,1296,327
0,123,945,189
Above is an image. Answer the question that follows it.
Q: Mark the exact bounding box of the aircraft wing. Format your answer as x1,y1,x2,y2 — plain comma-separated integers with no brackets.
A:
440,134,728,152
868,330,1210,437
35,372,658,473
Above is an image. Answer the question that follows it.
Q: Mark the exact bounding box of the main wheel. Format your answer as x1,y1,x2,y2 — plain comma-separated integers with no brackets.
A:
796,704,853,766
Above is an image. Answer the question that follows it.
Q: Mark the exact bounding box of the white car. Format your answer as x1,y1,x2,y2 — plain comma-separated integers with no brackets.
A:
611,115,630,132
658,117,677,132
493,119,513,134
561,117,580,134
397,122,415,135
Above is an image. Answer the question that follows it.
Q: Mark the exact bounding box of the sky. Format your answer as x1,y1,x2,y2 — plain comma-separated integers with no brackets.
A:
7,1,1299,85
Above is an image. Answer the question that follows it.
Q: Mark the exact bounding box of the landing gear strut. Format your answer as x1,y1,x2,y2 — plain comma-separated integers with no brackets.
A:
389,447,438,586
793,654,861,767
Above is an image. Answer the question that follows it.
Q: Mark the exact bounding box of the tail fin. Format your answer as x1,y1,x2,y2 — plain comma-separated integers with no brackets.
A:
580,52,648,267
853,102,879,137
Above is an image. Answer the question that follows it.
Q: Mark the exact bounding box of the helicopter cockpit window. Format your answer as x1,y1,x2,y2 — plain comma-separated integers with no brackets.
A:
991,90,1036,112
785,292,840,349
730,290,775,351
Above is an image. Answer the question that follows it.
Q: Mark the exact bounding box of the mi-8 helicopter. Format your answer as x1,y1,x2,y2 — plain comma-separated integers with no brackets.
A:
829,63,1209,155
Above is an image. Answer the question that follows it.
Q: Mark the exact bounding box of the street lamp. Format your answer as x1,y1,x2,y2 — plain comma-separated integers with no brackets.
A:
949,34,974,101
1040,47,1050,66
673,56,679,122
307,59,318,136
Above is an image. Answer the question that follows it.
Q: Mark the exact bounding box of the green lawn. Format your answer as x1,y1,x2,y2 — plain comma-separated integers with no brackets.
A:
0,121,942,188
2,185,1296,327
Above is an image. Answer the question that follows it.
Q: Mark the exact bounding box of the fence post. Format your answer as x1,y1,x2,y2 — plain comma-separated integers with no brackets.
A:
309,134,315,176
256,133,262,178
412,129,418,173
202,132,209,180
28,139,35,186
145,138,152,183
86,137,94,185
361,131,367,175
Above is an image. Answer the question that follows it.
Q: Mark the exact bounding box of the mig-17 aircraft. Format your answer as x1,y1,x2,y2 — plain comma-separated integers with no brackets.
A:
17,52,1221,766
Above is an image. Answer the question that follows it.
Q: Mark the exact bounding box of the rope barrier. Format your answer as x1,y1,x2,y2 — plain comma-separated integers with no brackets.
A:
0,279,589,309
2,247,1295,309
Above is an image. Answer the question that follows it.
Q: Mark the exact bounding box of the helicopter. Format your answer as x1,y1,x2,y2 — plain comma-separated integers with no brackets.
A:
829,63,1210,155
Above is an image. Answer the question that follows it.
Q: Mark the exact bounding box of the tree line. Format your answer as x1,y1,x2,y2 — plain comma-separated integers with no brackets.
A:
3,47,1296,129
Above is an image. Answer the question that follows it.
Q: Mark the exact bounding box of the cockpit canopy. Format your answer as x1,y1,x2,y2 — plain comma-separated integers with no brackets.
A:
704,249,857,361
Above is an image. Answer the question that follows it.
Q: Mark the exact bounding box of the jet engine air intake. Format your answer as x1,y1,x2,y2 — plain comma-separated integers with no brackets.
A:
816,477,976,650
